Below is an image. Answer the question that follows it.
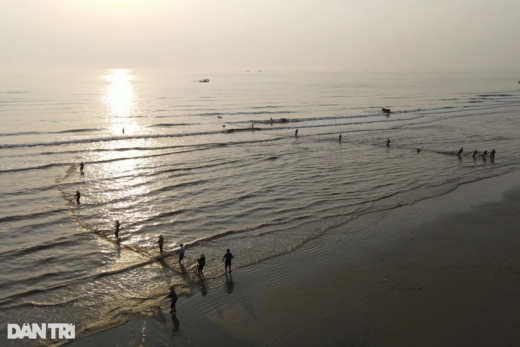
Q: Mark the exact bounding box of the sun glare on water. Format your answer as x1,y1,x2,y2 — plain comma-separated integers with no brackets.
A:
103,69,138,134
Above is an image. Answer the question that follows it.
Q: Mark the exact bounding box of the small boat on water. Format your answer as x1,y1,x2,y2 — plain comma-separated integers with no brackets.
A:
382,107,391,114
199,79,209,83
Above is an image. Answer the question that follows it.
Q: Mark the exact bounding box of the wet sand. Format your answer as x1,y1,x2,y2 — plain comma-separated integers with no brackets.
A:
71,170,520,347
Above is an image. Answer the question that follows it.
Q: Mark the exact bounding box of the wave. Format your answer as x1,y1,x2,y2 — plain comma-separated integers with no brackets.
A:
1,102,514,150
0,208,65,224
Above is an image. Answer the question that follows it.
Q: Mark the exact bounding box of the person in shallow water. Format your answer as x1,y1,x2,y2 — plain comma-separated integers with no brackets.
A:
114,220,120,238
482,150,488,157
339,134,342,142
222,249,234,272
386,138,390,147
75,190,81,204
158,235,164,253
178,244,185,263
295,129,298,136
472,149,478,158
166,286,178,313
458,147,463,156
79,162,84,174
490,149,496,159
197,253,206,275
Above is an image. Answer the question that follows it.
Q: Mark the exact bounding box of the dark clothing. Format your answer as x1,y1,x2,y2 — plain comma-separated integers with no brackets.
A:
223,253,233,264
197,256,206,275
75,192,81,204
158,237,164,253
167,289,178,311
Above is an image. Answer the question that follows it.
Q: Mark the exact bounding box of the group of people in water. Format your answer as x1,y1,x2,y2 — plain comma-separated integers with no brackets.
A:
73,135,498,315
156,236,234,276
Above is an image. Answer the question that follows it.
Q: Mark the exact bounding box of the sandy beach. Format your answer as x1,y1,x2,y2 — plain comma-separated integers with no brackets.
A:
69,169,520,347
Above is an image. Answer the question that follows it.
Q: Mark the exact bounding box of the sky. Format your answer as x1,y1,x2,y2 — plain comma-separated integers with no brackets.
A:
1,0,519,72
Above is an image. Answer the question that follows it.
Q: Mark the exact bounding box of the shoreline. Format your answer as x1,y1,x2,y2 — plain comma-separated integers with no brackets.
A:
70,168,520,346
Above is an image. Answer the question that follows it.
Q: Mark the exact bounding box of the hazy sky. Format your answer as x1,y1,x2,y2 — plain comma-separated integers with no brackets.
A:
1,0,519,72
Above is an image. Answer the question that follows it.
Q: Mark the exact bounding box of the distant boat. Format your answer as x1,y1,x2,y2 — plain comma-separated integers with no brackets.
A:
382,107,391,114
199,79,209,83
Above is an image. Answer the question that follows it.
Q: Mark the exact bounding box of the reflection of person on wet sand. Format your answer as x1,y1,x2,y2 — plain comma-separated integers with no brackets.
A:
171,313,180,333
114,220,120,238
225,273,235,294
198,278,208,296
75,190,81,204
166,286,178,313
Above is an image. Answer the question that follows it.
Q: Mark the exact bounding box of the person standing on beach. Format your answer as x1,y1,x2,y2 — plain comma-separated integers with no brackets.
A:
115,220,120,238
295,129,298,137
197,253,206,275
490,149,496,159
79,162,84,174
386,138,390,147
158,235,164,254
166,286,178,313
179,244,185,263
222,249,234,272
270,118,273,125
339,134,342,142
75,190,81,204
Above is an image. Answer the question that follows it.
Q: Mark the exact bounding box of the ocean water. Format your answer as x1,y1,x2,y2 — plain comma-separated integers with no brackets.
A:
1,70,519,343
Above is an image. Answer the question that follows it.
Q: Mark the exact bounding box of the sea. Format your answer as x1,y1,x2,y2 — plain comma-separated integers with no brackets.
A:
1,69,519,344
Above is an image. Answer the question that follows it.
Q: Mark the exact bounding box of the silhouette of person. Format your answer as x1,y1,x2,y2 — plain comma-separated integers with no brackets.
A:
178,244,185,263
75,190,81,204
158,235,164,254
472,149,478,158
222,249,234,272
458,147,463,156
197,253,206,276
417,148,420,153
295,129,298,137
490,149,496,159
270,118,273,125
115,220,120,238
79,162,84,174
339,134,342,142
386,139,390,147
166,286,178,313
482,150,488,157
